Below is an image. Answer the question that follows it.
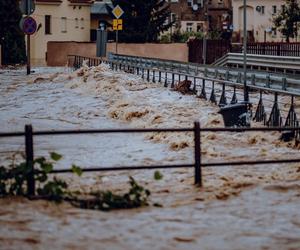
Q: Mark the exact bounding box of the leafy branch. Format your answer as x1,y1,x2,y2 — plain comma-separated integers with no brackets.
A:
0,153,155,210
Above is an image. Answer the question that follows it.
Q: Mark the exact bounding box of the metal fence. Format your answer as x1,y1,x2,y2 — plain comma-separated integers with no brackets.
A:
188,39,231,64
247,42,300,57
68,55,300,135
217,53,300,75
107,53,300,91
1,124,300,197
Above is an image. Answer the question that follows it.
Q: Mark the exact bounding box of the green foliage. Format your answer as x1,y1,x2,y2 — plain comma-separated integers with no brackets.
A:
160,31,204,43
159,33,171,43
73,176,151,211
109,0,173,43
207,29,222,40
170,30,202,43
50,152,62,161
0,0,26,64
0,153,152,211
71,164,83,177
273,0,300,42
0,162,30,196
154,170,163,180
168,30,222,43
0,153,67,198
37,178,68,201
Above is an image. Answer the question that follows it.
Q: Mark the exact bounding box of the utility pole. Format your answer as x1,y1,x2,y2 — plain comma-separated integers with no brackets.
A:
203,2,208,65
243,0,248,102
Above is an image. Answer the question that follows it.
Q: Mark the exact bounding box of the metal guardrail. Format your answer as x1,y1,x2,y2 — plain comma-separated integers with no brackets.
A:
218,53,300,73
1,124,300,197
108,53,300,93
68,54,300,134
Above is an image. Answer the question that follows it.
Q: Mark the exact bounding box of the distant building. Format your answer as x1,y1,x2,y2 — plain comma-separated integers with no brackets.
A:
169,0,207,33
168,0,231,33
207,0,232,32
232,0,293,42
30,0,93,65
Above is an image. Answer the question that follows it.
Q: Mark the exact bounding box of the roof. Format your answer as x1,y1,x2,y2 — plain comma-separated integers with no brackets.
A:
68,0,94,4
36,0,93,4
36,0,63,3
91,2,113,15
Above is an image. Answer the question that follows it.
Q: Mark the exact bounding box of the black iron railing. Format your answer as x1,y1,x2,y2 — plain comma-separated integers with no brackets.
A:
1,123,300,196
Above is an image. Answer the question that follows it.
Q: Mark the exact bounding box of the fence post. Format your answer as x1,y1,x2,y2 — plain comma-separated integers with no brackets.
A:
147,69,150,82
282,77,287,90
194,121,202,186
25,125,35,196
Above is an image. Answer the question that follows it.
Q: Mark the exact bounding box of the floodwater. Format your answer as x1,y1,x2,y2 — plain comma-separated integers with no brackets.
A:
0,65,300,250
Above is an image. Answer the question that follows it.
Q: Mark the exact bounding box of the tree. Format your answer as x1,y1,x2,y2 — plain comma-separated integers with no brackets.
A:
273,0,300,42
108,0,173,43
0,0,26,64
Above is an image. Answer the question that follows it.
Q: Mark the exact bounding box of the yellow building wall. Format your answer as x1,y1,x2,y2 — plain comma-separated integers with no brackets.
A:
30,0,91,65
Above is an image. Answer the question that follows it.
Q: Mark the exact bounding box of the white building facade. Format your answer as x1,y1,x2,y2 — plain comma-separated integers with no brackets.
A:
232,0,299,42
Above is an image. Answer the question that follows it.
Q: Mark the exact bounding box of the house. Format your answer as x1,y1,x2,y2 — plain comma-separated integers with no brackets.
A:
168,0,232,33
232,0,291,42
169,0,207,33
207,0,232,32
30,0,93,65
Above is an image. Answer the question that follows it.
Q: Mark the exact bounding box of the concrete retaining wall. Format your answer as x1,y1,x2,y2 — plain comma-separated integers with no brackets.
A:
47,42,188,66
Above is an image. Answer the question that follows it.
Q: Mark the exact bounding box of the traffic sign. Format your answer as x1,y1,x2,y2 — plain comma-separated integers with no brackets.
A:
19,0,35,15
21,16,37,35
113,19,123,31
112,5,124,19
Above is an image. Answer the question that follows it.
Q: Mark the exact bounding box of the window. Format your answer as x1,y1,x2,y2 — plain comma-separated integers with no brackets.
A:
171,13,176,22
75,18,79,28
272,28,277,36
80,18,84,29
261,6,265,14
197,23,203,32
197,0,203,7
187,0,192,7
45,15,51,34
61,17,67,33
186,23,193,32
272,5,277,14
281,5,286,12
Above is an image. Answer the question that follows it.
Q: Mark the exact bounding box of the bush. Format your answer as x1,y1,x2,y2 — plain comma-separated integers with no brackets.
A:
159,30,223,43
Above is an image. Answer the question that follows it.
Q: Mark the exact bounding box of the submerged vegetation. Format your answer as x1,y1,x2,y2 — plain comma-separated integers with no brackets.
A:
0,153,154,211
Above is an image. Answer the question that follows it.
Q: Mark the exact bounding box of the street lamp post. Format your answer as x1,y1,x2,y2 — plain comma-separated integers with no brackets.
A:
243,0,248,102
217,0,251,127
